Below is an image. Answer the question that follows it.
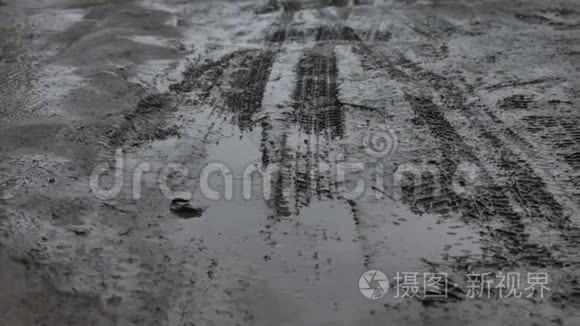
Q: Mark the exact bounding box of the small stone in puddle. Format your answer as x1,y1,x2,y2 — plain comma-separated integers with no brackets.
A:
69,226,90,236
170,198,205,218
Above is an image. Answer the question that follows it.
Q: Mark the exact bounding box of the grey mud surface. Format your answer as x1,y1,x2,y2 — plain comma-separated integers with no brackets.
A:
0,0,579,325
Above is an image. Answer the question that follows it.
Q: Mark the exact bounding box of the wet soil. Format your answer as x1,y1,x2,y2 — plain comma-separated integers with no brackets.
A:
1,0,580,325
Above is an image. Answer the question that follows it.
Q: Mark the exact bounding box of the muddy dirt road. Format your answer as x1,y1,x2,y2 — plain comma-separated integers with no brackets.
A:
1,0,580,325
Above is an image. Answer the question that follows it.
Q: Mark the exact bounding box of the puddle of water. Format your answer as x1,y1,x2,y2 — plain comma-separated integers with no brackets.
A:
126,35,168,47
29,9,85,33
172,178,482,323
143,43,485,323
364,203,483,268
205,131,262,173
164,116,483,321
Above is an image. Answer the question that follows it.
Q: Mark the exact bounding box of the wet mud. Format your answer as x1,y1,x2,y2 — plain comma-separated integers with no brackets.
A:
1,0,580,325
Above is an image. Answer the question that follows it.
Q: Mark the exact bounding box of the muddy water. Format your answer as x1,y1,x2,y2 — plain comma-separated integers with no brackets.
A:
143,2,580,322
160,116,483,324
2,0,580,324
137,35,486,323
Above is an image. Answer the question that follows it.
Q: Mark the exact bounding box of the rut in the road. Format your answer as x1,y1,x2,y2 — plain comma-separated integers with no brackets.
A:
292,48,343,137
291,47,343,210
165,45,345,217
275,46,344,215
523,114,580,173
223,51,276,131
404,94,558,268
109,50,266,147
355,43,580,270
171,49,277,132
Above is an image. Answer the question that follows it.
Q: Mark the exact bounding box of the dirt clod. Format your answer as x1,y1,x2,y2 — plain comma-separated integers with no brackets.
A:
170,198,205,218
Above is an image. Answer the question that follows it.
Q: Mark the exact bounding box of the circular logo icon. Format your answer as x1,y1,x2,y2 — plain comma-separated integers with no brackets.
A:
362,124,398,158
359,270,389,299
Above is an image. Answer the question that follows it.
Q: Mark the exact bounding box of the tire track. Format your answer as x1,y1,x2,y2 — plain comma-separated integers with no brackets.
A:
223,51,276,131
470,83,580,213
352,43,575,269
259,49,303,216
267,24,361,44
264,11,580,278
169,50,252,100
485,112,580,210
108,50,254,148
261,46,341,216
259,8,357,216
266,23,391,44
522,115,580,192
379,46,580,304
259,45,348,215
292,46,343,137
288,45,343,212
403,94,554,267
